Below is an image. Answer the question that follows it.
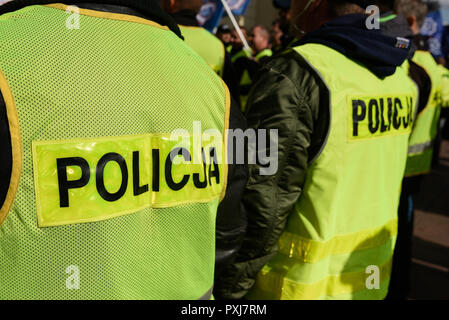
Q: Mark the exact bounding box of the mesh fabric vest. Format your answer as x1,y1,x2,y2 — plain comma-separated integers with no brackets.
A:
0,4,229,299
248,43,417,300
179,25,225,77
405,50,442,176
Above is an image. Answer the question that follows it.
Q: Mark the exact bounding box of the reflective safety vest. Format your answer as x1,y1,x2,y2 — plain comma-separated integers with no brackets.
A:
405,51,442,177
179,25,226,77
238,49,272,111
247,43,418,300
231,47,252,64
232,48,253,112
438,65,449,108
254,48,273,62
0,4,229,300
240,69,252,112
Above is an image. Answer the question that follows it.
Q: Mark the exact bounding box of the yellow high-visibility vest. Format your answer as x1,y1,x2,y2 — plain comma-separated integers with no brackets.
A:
405,51,443,176
254,48,273,62
439,65,449,108
180,25,226,77
248,43,417,300
0,4,229,299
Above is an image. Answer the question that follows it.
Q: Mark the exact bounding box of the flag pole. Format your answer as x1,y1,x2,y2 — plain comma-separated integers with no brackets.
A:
219,0,252,52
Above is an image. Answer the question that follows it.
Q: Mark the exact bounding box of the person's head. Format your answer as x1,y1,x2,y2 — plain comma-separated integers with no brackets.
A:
162,0,203,14
394,0,428,35
231,27,248,49
249,25,271,52
217,24,233,45
289,0,366,39
271,19,283,47
375,0,394,13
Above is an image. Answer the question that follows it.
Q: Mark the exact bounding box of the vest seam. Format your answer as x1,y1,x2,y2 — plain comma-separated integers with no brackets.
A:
0,70,22,227
44,3,170,31
219,78,231,203
292,49,332,165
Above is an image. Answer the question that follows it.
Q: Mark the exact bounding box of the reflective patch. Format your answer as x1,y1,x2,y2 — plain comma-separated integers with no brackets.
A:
251,256,392,300
32,134,225,227
408,140,434,155
278,218,397,263
348,94,415,141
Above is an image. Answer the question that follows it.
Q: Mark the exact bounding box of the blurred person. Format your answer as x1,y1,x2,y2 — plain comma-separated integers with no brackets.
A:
271,19,284,54
162,0,240,102
217,23,233,48
420,2,446,66
384,0,444,300
229,26,254,112
234,25,275,112
249,25,273,63
377,0,415,47
230,26,250,58
0,0,247,299
273,0,295,49
233,25,274,112
215,0,418,300
441,65,449,140
396,0,443,201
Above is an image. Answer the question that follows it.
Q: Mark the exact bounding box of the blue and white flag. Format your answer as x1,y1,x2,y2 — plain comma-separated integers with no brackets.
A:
226,0,252,16
197,1,225,32
197,0,251,32
421,10,445,58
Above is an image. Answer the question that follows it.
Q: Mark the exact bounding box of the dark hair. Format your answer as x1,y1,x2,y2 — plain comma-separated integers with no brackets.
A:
329,0,366,17
395,0,428,28
376,0,395,12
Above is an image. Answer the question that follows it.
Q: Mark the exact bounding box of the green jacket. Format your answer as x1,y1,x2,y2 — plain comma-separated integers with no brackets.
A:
214,50,330,299
214,36,418,299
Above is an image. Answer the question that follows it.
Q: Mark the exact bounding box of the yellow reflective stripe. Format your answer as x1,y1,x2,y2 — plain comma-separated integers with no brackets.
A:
279,219,397,263
252,257,392,300
408,140,434,154
0,70,22,227
32,134,225,227
44,3,170,31
405,148,433,177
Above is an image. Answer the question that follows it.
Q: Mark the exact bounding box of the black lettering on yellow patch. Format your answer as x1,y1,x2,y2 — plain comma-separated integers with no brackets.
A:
348,95,414,141
32,134,225,227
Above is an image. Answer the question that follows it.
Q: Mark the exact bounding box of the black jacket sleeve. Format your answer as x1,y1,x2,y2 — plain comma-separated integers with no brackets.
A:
214,51,330,299
214,97,249,279
408,59,431,114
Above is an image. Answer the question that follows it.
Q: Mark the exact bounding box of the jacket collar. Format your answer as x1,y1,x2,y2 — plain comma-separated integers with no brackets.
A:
0,0,183,39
